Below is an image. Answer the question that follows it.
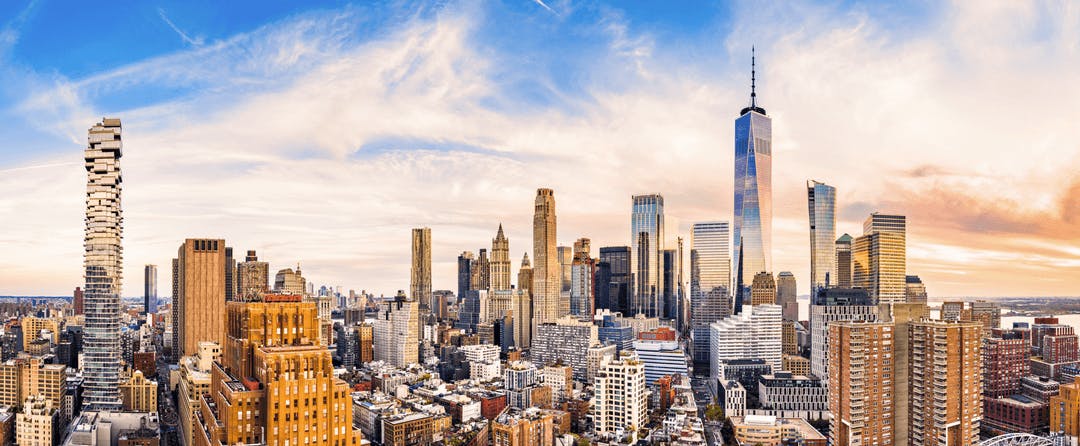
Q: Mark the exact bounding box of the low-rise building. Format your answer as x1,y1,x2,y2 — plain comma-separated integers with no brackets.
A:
729,415,826,446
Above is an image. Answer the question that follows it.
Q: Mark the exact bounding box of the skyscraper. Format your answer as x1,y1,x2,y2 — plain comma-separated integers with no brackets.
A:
807,180,836,292
909,320,983,445
904,275,927,303
631,194,664,317
690,222,731,365
236,250,269,301
144,264,157,315
775,271,797,321
410,227,432,307
532,188,559,324
810,288,878,382
834,234,853,288
491,225,512,291
474,248,491,291
710,304,782,379
83,118,124,410
598,246,631,315
458,251,475,300
557,245,573,317
592,352,648,442
854,213,907,304
662,248,679,322
223,246,235,302
570,242,595,317
373,296,419,367
733,49,772,298
175,238,227,357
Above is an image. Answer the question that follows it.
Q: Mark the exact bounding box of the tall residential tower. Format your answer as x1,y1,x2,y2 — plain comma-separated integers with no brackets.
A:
82,118,124,410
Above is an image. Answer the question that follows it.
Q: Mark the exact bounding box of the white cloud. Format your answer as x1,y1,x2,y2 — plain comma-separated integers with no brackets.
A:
1,1,1079,298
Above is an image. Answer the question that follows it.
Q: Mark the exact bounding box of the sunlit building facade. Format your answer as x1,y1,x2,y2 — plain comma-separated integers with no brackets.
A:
806,180,836,292
733,59,772,297
691,221,731,364
631,194,665,318
532,188,560,324
854,213,907,304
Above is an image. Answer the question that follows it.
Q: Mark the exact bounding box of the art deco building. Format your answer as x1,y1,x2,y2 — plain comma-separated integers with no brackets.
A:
236,250,270,301
473,248,491,291
750,272,776,306
144,264,157,315
631,194,665,318
410,227,432,308
83,118,124,410
179,342,220,446
491,225,512,291
273,265,306,295
372,297,419,367
806,180,837,292
195,294,360,446
829,321,894,446
853,213,907,304
834,234,853,288
532,188,560,324
690,221,731,365
174,238,227,357
733,51,773,297
909,320,983,446
775,272,797,321
592,352,648,441
119,370,157,412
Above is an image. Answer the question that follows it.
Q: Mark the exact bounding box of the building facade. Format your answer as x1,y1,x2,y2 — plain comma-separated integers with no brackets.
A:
532,189,560,325
908,320,983,446
806,180,836,292
410,227,432,307
829,321,894,446
690,222,731,364
853,213,906,304
175,238,227,357
631,194,665,318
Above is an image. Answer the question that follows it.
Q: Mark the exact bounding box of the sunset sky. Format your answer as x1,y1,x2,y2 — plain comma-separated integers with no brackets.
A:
1,0,1078,298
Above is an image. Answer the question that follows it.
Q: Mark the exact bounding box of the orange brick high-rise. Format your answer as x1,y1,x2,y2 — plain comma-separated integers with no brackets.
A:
195,294,361,446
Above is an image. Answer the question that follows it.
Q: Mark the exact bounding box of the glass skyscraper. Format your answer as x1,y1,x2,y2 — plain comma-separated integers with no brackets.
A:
733,51,772,300
690,221,731,364
83,118,124,410
854,213,907,304
807,180,836,292
631,194,664,318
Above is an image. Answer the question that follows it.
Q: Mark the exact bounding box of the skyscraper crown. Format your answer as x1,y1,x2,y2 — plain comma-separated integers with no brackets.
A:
740,47,767,116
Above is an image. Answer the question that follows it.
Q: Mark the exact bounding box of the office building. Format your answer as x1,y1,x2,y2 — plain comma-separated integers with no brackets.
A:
196,294,360,446
733,51,772,302
372,297,419,367
517,254,533,348
631,194,665,318
558,246,573,317
776,272,797,321
458,251,474,300
631,338,689,385
853,213,906,304
710,304,782,379
904,275,927,303
809,288,878,382
532,316,598,382
592,352,648,441
411,227,432,307
21,316,60,351
750,272,776,306
909,320,983,446
806,180,836,293
782,354,810,376
272,265,306,295
174,238,227,357
690,222,731,364
236,250,269,301
73,287,84,316
223,247,235,303
83,118,124,410
491,225,512,291
834,234,853,288
598,246,632,315
533,188,560,324
119,370,157,413
143,265,157,315
473,248,491,291
757,372,827,412
0,356,66,408
178,342,219,446
829,321,894,446
970,300,1002,331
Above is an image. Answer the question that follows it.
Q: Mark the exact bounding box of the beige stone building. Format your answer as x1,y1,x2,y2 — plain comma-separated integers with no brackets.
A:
410,227,432,306
236,250,269,301
120,370,158,412
532,189,559,325
750,272,776,306
179,342,220,446
0,356,66,408
21,317,60,351
16,395,56,446
490,225,512,291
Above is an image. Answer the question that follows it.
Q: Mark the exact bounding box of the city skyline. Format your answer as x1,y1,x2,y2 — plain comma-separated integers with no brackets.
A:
2,1,1080,298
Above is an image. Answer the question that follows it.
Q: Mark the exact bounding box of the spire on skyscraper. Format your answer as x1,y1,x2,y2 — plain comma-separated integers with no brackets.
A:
741,46,767,116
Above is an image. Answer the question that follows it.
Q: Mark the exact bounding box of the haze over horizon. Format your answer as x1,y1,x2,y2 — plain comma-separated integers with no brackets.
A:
1,1,1078,298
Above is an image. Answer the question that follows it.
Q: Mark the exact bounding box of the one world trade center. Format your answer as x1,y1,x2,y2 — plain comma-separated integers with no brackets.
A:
732,48,772,312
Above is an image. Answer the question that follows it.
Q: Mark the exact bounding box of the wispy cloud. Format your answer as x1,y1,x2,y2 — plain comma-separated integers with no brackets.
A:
157,8,205,47
532,0,556,15
0,1,1078,297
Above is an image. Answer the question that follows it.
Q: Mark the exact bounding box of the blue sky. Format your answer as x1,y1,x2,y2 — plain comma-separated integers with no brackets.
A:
1,0,1079,297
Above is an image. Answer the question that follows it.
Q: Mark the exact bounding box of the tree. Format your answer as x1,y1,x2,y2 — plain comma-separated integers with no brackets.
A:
704,404,725,421
721,418,736,446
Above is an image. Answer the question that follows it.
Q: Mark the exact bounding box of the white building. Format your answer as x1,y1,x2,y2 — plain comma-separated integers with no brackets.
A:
541,365,574,400
532,316,598,381
593,352,649,442
469,361,501,382
757,372,827,412
631,339,689,385
372,297,419,367
720,380,747,418
710,304,782,380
